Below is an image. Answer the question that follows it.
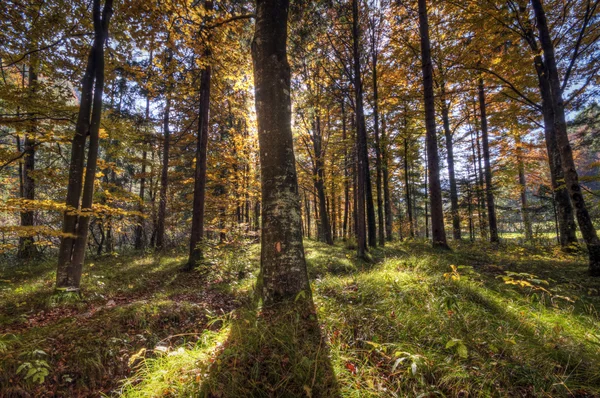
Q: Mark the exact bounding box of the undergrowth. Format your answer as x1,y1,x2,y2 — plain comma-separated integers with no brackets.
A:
2,239,600,397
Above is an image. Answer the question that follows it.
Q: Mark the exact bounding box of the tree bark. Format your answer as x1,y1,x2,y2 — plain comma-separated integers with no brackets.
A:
382,115,392,241
56,0,113,290
531,0,600,274
440,81,460,241
313,114,333,245
533,54,578,248
352,0,370,257
478,79,499,243
18,63,38,259
251,0,311,304
134,53,153,251
516,135,533,241
404,137,414,238
187,59,212,269
155,96,171,250
371,41,384,247
417,0,448,249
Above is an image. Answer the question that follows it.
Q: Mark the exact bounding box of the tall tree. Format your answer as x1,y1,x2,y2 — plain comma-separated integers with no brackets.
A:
531,0,600,274
251,0,311,303
56,0,114,290
417,0,448,249
477,78,499,243
187,0,214,270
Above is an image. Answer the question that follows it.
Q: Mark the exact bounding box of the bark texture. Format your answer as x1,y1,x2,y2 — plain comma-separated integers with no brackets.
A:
418,0,448,248
478,79,499,243
56,0,113,290
531,0,600,274
252,0,311,304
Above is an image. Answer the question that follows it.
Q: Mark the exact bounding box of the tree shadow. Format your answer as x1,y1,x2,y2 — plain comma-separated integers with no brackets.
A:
201,298,341,397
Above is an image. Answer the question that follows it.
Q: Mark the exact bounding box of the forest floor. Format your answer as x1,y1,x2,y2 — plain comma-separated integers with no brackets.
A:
1,239,600,397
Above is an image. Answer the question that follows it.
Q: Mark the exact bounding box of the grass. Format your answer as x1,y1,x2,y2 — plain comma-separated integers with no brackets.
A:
2,239,600,396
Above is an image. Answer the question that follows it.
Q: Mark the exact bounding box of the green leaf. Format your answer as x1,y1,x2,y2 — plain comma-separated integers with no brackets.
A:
457,343,468,359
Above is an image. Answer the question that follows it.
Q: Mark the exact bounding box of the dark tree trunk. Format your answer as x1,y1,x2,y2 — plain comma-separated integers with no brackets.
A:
251,0,311,303
382,115,392,241
56,0,113,290
404,137,414,238
352,0,369,257
342,98,349,241
474,122,487,239
441,82,460,241
533,54,578,248
417,0,448,248
187,60,212,269
155,97,171,250
18,62,37,259
531,0,600,274
477,79,499,243
313,115,333,245
371,43,384,247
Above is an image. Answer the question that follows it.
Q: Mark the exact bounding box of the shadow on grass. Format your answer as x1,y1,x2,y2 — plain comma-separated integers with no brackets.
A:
200,298,341,398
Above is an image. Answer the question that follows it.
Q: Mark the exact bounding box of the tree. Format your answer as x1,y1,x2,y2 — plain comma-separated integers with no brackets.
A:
477,78,499,243
531,0,600,275
187,0,214,270
56,0,114,291
417,0,448,249
251,0,311,304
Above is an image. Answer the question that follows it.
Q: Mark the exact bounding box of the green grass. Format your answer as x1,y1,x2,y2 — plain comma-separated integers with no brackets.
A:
2,239,600,396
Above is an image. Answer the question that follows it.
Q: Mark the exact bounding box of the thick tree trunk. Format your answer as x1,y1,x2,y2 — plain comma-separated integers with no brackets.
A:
155,97,171,250
477,79,499,243
352,0,369,257
251,0,311,304
56,0,113,290
441,82,460,241
531,0,600,274
533,55,578,248
417,0,448,248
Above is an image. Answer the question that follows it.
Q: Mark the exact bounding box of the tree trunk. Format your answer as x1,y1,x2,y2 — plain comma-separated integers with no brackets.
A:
404,137,414,238
352,0,369,257
533,54,578,248
187,60,212,269
155,97,171,250
441,82,460,241
313,115,333,245
371,44,384,247
18,62,38,259
134,54,152,251
251,0,311,303
56,0,113,290
531,0,600,273
477,79,499,243
418,0,448,248
382,115,392,241
342,98,349,241
516,135,533,241
474,121,488,239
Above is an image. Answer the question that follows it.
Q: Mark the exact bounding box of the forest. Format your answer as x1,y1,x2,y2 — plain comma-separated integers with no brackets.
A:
1,0,600,396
